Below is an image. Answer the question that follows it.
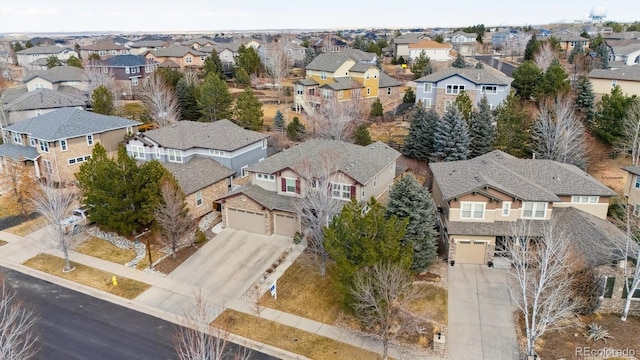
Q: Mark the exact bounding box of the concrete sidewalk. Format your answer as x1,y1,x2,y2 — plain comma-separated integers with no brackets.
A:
0,227,439,360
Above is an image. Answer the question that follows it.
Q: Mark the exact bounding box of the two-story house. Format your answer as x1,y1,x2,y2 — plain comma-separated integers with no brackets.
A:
447,31,478,56
0,108,140,185
216,139,400,237
80,41,130,59
408,40,453,62
145,46,209,70
15,46,75,69
128,40,169,55
588,66,640,97
2,89,88,125
88,55,157,96
556,34,589,55
414,68,513,114
430,150,617,265
293,49,400,115
22,66,88,93
622,166,640,217
125,120,268,218
392,33,428,59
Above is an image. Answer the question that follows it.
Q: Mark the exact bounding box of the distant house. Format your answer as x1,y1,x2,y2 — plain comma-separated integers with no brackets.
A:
87,55,157,96
308,35,349,54
216,139,400,237
0,108,139,184
145,46,209,70
414,67,513,114
128,40,169,55
408,40,453,62
491,31,514,48
15,46,75,69
609,44,640,66
2,88,88,124
556,35,589,55
184,37,217,49
392,33,428,59
80,41,130,59
587,66,640,97
22,66,88,92
259,41,307,68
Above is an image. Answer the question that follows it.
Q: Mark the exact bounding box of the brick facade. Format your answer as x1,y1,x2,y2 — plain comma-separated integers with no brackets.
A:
597,262,640,316
187,179,230,219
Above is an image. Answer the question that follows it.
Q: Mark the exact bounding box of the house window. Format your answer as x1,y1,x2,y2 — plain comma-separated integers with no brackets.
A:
256,173,275,181
111,50,117,55
502,202,511,216
209,149,226,157
125,67,130,74
284,178,297,193
445,100,454,109
67,155,90,165
571,196,599,204
167,149,183,163
365,73,370,80
155,147,161,159
29,137,37,147
262,139,267,149
603,277,615,298
424,83,432,93
460,202,485,219
195,191,203,207
35,109,43,116
98,50,106,56
60,139,67,151
446,84,465,94
43,159,53,175
374,73,378,79
521,202,547,219
331,183,352,200
320,71,327,80
623,278,640,299
366,88,371,95
422,98,432,108
611,80,617,88
39,140,49,153
12,132,22,145
131,77,139,86
102,67,108,73
241,165,249,177
186,56,193,64
86,134,94,146
131,145,144,159
481,85,498,94
635,176,640,189
361,187,365,198
126,126,133,134
130,67,138,74
200,56,206,61
322,89,332,100
387,87,392,95
35,83,45,89
339,90,343,99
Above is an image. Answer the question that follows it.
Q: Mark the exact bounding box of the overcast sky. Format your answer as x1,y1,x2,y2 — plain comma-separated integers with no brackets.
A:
1,0,638,34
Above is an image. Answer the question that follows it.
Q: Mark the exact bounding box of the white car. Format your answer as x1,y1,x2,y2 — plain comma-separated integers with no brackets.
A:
61,208,90,234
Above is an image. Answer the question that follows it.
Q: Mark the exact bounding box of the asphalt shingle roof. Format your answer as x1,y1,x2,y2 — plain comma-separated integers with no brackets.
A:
17,45,71,55
623,165,640,176
393,33,426,44
5,108,140,141
588,66,640,82
102,55,149,67
320,78,362,91
130,40,168,48
140,120,268,152
0,85,28,105
0,143,40,161
5,88,87,111
149,46,208,58
23,66,87,84
430,150,616,202
161,157,234,195
217,184,301,212
306,49,376,72
379,72,402,87
416,67,513,85
82,41,127,51
248,139,400,185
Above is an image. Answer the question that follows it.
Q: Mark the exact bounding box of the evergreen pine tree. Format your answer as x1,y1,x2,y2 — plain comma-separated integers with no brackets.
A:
469,96,495,157
386,174,438,273
273,109,285,130
574,75,596,122
235,67,250,85
493,93,531,158
524,34,539,61
403,105,431,160
202,49,225,80
234,87,263,130
91,85,115,115
431,106,471,162
353,124,372,146
568,41,584,64
451,53,466,68
176,78,199,121
511,60,542,100
475,61,484,69
403,88,416,103
287,116,306,141
197,73,233,121
370,98,383,117
534,58,570,99
595,43,609,69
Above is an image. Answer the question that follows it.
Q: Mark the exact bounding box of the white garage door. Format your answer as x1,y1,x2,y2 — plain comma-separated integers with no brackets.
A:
455,240,487,264
274,213,297,237
226,208,266,234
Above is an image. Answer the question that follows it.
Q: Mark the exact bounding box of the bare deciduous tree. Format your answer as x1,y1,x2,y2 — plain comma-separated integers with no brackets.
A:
507,220,580,358
534,41,556,72
293,153,344,277
142,75,181,127
84,64,116,98
621,205,640,321
0,275,39,360
154,178,195,258
29,182,78,272
351,263,422,360
618,99,640,166
4,159,38,216
312,94,365,141
532,95,587,170
263,39,290,102
175,290,252,360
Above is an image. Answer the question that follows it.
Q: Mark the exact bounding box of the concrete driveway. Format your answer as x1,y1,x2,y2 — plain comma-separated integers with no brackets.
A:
448,264,520,360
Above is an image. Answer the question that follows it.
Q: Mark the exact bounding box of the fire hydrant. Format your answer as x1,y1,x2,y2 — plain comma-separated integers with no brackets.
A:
112,275,118,286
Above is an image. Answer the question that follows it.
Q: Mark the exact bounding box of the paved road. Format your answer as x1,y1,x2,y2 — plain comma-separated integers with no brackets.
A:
475,55,517,77
2,267,277,360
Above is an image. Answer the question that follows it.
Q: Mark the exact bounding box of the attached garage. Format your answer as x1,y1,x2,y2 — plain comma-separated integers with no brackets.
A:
226,208,267,234
455,240,487,264
274,213,297,237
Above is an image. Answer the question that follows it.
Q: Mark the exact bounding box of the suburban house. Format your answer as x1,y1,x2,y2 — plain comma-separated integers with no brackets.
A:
293,49,401,115
491,31,515,48
414,67,513,114
15,46,75,69
429,150,618,266
145,46,209,70
1,88,88,124
80,41,130,59
556,34,589,55
259,41,307,68
0,108,140,184
125,120,268,218
308,35,349,54
22,66,88,93
446,31,478,56
216,139,400,237
184,37,217,49
609,43,640,66
88,55,157,97
392,32,428,59
408,40,453,62
622,165,640,217
587,66,640,97
128,40,169,55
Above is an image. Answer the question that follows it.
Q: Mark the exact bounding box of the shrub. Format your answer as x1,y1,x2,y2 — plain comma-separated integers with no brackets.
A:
293,231,303,244
586,323,613,343
571,267,603,314
403,88,416,103
195,228,207,244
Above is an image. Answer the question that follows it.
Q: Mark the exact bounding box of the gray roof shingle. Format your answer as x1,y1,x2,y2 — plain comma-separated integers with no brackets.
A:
320,78,362,91
416,67,513,85
430,150,616,202
5,108,140,141
248,139,400,185
23,66,87,84
102,55,149,67
218,184,301,212
306,49,376,72
379,72,402,87
161,157,234,195
149,46,208,58
17,45,71,55
0,143,40,161
140,120,268,152
0,85,28,105
588,66,640,82
5,88,87,111
130,40,168,48
623,165,640,176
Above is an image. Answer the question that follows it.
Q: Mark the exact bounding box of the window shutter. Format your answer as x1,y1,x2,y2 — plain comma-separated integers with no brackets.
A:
350,185,356,199
281,178,286,192
295,179,301,194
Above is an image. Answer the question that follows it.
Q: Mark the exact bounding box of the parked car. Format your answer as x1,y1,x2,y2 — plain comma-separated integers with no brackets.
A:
61,208,90,234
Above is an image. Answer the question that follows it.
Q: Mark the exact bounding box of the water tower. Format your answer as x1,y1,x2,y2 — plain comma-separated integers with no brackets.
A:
589,5,607,22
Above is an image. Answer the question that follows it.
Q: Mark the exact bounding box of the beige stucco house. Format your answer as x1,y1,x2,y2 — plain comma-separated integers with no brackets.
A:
588,66,640,97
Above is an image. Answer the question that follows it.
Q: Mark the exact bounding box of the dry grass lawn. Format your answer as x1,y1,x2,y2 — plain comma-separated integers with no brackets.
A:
213,309,380,360
368,121,409,144
5,216,48,236
409,284,448,325
23,253,150,299
260,259,342,324
75,237,136,265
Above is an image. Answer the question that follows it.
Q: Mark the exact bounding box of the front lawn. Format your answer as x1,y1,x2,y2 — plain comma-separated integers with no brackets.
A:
75,236,136,264
4,216,48,236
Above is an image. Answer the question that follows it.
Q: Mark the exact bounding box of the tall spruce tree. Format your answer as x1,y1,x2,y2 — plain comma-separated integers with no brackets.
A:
574,75,596,122
197,73,233,121
592,85,636,145
353,124,373,146
233,87,263,130
451,53,466,68
202,49,225,80
431,106,471,161
176,78,199,121
469,96,495,157
273,109,285,130
403,106,439,161
568,41,584,64
524,34,539,61
534,58,570,99
494,93,532,158
386,174,438,273
91,85,115,115
512,60,543,100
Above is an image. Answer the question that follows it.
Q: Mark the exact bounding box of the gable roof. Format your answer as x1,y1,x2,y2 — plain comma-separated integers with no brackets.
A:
23,66,87,84
623,165,640,176
5,88,87,111
379,72,402,88
17,45,71,55
416,67,513,85
130,40,168,48
5,108,140,141
102,55,149,67
139,120,268,152
82,41,127,51
218,183,301,212
0,85,28,105
247,139,400,185
393,33,427,45
0,143,41,161
306,49,376,72
409,40,452,49
149,46,208,58
161,157,234,195
320,77,362,91
430,150,616,202
588,66,640,82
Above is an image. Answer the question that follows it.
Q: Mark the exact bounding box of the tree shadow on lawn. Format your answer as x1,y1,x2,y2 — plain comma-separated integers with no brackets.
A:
0,212,41,231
